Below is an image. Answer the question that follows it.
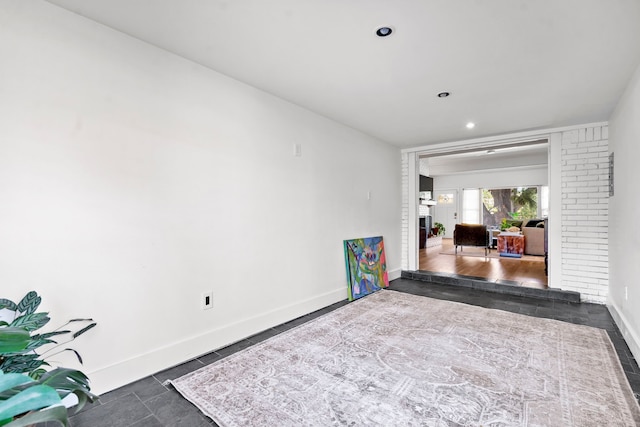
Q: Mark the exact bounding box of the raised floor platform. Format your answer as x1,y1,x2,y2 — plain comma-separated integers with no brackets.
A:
402,270,580,303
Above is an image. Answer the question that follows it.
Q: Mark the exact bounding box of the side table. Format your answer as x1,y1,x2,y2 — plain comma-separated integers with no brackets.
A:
497,232,524,257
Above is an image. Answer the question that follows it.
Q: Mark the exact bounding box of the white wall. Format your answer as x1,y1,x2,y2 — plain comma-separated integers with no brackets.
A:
608,63,640,363
0,2,401,394
433,166,548,190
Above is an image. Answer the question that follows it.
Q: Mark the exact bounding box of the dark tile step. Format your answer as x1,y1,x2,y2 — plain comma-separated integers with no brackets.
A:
401,270,580,303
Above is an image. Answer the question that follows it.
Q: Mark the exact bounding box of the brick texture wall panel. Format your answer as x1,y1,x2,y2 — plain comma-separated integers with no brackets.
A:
561,126,609,301
401,153,409,269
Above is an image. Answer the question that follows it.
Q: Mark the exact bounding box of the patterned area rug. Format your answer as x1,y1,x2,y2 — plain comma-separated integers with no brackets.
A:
171,290,640,426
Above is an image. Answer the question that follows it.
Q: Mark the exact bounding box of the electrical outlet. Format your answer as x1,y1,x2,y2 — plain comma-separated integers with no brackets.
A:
202,291,213,310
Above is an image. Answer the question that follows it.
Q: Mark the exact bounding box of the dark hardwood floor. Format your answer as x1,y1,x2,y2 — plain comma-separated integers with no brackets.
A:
419,238,548,289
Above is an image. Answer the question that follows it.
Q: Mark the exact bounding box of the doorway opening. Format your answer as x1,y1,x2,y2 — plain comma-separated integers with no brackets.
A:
417,140,549,288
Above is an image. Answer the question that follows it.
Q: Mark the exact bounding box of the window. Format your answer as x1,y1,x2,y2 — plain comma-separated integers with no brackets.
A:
481,186,545,228
458,186,549,228
437,193,454,204
462,189,480,224
540,186,549,218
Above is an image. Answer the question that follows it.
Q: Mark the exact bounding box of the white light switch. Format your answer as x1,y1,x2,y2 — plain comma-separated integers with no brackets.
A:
293,143,302,157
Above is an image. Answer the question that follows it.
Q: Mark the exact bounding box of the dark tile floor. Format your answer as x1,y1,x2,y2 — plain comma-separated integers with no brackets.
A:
54,278,639,426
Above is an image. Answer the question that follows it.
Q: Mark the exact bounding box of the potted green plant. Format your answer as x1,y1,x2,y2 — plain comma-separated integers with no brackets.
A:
0,291,97,426
433,222,446,236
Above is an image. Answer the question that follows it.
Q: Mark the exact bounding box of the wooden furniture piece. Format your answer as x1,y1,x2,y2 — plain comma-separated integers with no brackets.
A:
497,233,524,257
453,224,489,256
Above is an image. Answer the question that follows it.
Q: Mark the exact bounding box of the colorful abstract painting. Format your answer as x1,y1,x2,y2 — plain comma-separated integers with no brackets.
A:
343,236,389,301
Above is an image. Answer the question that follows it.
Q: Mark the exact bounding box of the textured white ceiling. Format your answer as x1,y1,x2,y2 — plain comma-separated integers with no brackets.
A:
45,0,640,148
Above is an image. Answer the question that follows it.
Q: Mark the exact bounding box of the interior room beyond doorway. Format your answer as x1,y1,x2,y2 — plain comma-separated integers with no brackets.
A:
418,140,549,286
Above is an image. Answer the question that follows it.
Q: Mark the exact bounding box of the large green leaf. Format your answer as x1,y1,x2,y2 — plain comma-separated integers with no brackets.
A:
63,349,83,365
0,292,96,424
39,368,90,389
38,368,96,407
34,331,70,340
2,404,68,427
0,299,17,312
0,384,60,421
0,372,33,394
24,337,57,352
27,369,47,381
0,329,29,354
72,323,96,339
10,313,50,332
15,292,41,316
0,354,46,376
25,331,71,352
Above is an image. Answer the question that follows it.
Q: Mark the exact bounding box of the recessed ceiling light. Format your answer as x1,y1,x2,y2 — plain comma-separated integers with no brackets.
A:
437,92,450,98
375,26,394,37
466,122,476,129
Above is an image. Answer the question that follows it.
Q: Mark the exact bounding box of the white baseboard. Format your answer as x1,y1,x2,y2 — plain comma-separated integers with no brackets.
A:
87,287,347,395
388,268,401,281
607,300,640,364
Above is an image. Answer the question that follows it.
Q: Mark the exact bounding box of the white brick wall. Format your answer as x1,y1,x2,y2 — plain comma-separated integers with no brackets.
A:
560,125,609,303
401,153,409,269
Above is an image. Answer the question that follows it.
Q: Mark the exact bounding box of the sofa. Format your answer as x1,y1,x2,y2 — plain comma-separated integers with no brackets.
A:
522,219,546,256
453,224,489,255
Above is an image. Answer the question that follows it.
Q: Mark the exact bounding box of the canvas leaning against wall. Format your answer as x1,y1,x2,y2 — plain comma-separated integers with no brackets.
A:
343,236,389,301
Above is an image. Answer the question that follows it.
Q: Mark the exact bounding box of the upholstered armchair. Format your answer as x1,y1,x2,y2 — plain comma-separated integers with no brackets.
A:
522,220,546,256
453,224,489,256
